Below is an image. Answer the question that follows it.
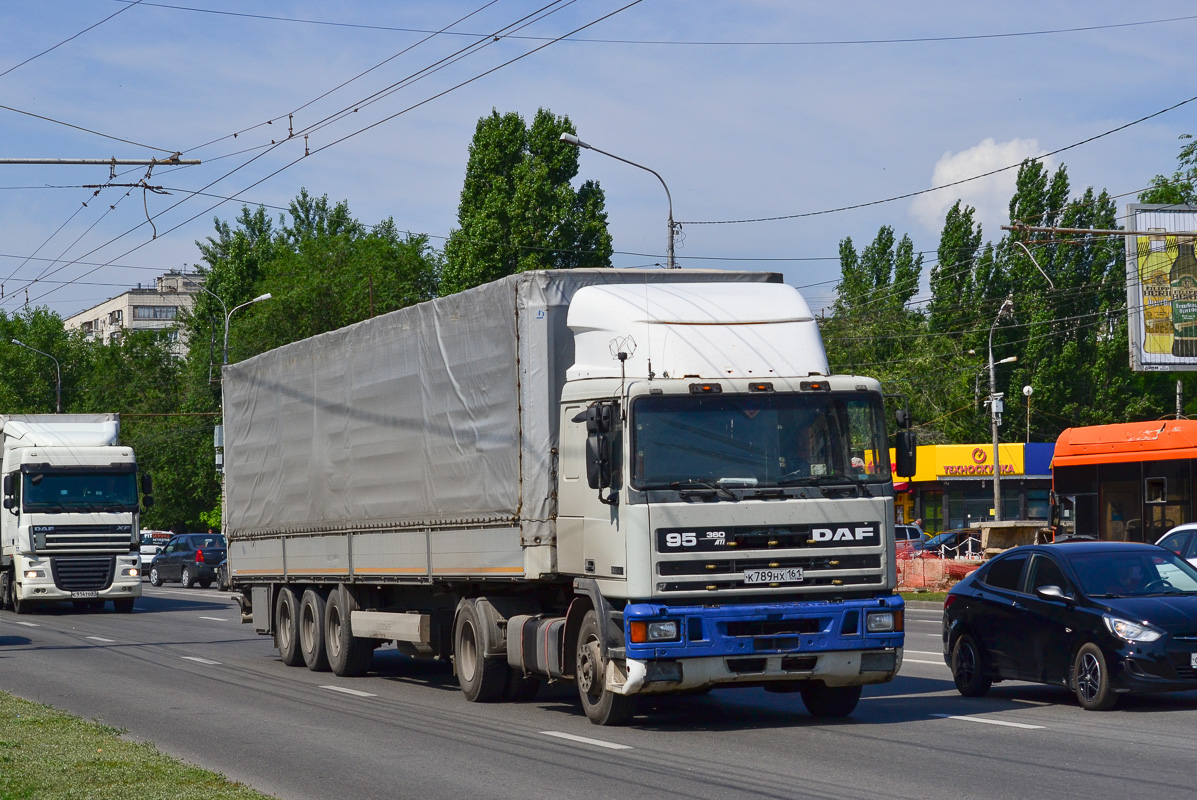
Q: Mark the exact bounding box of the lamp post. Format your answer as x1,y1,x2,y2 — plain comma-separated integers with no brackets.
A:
12,339,61,413
988,296,1015,521
559,132,677,269
223,293,272,365
1023,385,1033,443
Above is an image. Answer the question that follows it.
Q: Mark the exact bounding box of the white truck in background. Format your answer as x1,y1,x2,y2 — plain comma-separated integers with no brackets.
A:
0,414,152,613
224,269,915,725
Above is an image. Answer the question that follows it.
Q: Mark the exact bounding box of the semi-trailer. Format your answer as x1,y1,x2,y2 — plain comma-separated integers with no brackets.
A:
224,269,913,724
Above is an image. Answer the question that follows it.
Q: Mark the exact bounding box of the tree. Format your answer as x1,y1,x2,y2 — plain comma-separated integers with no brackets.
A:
441,108,613,294
1140,134,1197,204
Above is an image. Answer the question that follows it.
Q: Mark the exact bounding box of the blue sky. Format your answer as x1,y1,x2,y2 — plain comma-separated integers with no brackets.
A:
1,1,1195,318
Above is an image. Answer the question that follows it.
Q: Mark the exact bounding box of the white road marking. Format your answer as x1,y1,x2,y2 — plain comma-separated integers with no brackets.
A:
905,650,943,656
198,616,228,622
321,685,377,698
904,658,946,666
862,691,961,701
1011,699,1052,706
924,633,942,636
541,731,632,750
181,656,221,665
10,620,38,627
931,713,1044,730
86,636,115,643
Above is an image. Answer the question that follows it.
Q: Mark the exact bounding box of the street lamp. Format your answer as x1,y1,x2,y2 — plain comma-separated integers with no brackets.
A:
559,132,677,269
1023,384,1034,443
12,339,61,413
223,293,272,365
988,296,1015,521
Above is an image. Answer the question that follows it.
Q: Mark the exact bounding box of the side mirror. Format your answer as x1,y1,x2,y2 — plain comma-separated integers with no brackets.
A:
142,495,154,508
2,497,12,510
1035,584,1072,603
141,473,153,494
895,429,917,477
585,434,612,490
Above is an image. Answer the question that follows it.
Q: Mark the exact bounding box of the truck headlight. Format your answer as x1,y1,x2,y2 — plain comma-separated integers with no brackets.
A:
121,567,139,577
24,569,45,579
629,619,681,643
867,610,902,633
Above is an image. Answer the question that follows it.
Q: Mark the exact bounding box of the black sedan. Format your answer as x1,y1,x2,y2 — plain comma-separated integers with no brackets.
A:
148,533,227,589
943,541,1197,710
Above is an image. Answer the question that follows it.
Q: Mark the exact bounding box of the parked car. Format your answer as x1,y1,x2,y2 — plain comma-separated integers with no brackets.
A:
943,541,1197,710
916,529,982,559
148,533,227,589
1155,523,1197,567
894,524,929,552
215,557,230,591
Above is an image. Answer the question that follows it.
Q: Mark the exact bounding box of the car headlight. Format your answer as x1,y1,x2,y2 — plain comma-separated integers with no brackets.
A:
867,610,903,633
1103,614,1162,643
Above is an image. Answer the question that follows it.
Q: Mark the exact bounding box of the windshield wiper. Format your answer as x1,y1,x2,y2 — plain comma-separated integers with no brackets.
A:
777,472,870,489
667,479,738,501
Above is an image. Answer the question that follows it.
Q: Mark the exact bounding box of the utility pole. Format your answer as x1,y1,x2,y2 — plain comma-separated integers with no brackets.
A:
989,297,1014,521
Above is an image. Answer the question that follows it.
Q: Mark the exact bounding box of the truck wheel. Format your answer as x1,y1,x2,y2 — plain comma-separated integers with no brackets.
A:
0,569,12,610
504,669,541,702
799,682,862,718
300,589,330,672
112,598,135,614
12,587,28,615
575,609,636,725
325,587,373,677
951,633,992,697
275,587,304,667
1073,642,1118,711
453,599,507,702
181,567,194,588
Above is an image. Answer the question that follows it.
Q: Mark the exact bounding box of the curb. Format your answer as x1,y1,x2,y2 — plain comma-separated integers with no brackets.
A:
903,599,943,610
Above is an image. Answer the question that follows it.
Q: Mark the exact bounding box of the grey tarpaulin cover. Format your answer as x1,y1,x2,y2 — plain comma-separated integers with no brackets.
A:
222,269,778,542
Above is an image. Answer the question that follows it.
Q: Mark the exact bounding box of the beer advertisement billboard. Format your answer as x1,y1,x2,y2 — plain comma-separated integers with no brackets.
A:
1126,204,1197,371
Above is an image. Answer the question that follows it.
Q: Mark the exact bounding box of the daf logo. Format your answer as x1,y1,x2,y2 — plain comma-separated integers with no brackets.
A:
811,526,875,542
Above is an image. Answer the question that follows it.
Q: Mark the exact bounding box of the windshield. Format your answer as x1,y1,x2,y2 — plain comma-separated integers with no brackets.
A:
1066,549,1197,597
22,471,139,512
631,391,891,490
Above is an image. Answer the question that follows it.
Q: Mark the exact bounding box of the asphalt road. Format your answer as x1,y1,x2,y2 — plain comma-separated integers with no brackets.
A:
3,589,1197,800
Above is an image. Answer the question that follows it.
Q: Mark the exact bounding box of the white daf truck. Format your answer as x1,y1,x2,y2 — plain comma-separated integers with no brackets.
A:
224,269,915,725
0,414,151,613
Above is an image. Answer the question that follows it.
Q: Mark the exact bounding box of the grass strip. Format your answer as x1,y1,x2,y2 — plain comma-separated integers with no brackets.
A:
0,691,275,800
899,591,947,604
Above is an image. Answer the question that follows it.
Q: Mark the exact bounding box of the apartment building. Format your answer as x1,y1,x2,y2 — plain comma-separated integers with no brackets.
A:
63,270,201,354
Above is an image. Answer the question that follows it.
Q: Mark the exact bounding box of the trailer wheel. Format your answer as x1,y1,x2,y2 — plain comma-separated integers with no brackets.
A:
274,587,304,667
453,598,507,702
799,681,862,718
325,587,373,677
300,588,330,672
575,609,636,725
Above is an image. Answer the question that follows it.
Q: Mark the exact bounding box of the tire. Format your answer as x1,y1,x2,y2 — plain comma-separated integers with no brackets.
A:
149,567,162,587
799,682,862,718
300,589,330,672
325,587,373,677
504,669,542,702
12,588,28,615
0,569,12,611
180,567,194,589
951,633,992,698
453,598,508,702
575,609,636,725
1073,642,1118,710
275,587,304,667
112,598,135,614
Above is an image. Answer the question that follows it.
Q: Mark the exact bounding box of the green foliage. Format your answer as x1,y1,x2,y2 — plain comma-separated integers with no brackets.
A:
1140,134,1197,204
441,108,613,294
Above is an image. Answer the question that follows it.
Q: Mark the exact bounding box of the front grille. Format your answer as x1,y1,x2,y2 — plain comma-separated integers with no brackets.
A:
1170,655,1197,680
50,557,115,591
726,657,767,674
35,526,132,555
658,554,879,576
726,619,824,637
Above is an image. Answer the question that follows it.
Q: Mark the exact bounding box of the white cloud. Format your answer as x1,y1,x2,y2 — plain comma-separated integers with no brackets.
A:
909,137,1048,241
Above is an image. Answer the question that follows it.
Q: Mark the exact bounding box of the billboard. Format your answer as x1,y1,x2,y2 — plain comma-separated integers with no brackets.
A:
1126,204,1197,371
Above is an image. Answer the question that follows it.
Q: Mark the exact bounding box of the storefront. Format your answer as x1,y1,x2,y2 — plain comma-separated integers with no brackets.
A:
894,443,1055,533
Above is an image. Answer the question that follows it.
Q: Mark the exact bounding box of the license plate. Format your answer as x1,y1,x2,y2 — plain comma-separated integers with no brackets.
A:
744,567,804,584
71,591,99,599
1191,653,1197,669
